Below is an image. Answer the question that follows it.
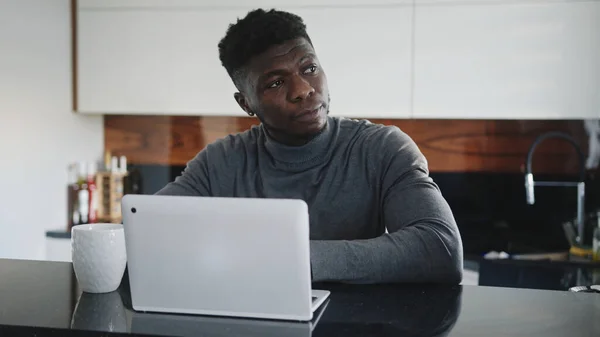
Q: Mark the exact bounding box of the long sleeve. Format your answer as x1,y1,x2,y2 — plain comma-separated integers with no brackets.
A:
309,126,464,284
155,150,211,196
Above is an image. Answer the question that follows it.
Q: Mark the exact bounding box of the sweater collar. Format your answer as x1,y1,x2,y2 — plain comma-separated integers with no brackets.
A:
262,116,336,165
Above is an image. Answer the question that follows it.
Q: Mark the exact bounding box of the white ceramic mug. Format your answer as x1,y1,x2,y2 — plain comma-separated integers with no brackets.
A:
71,223,127,293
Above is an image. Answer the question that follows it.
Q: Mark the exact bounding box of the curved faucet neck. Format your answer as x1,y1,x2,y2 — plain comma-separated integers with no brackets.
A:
525,131,586,181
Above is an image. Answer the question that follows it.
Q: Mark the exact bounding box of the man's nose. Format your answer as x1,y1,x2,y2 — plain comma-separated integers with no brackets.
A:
288,75,315,102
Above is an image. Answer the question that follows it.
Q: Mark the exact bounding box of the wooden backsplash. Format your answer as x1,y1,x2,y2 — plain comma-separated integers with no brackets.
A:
105,116,588,174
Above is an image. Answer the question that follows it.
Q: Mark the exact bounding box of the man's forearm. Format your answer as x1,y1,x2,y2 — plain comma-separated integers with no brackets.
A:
309,221,463,284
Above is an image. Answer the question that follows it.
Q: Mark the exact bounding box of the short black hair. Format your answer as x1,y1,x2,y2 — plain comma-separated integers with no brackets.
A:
218,8,312,87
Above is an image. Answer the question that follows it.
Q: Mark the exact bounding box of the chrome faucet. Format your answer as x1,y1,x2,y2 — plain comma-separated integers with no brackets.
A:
524,131,586,244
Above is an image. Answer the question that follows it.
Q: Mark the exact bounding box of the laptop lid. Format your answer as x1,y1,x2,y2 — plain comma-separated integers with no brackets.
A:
121,194,314,321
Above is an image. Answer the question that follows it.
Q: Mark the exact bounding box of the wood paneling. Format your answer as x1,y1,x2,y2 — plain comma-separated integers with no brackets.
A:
104,116,588,174
105,115,258,166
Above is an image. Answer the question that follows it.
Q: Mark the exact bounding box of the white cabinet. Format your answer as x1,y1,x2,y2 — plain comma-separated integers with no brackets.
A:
76,5,413,117
415,0,590,4
415,0,519,3
77,0,600,119
77,8,248,115
413,1,600,119
78,0,412,9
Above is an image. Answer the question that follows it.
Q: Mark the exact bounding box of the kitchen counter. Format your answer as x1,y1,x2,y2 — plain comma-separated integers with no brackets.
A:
1,258,599,336
465,253,600,291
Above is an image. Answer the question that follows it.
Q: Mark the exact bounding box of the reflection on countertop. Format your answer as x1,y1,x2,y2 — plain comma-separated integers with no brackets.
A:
1,259,600,337
466,252,600,291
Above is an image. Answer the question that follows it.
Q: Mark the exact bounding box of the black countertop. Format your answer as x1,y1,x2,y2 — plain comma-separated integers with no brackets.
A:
467,253,600,291
1,258,600,337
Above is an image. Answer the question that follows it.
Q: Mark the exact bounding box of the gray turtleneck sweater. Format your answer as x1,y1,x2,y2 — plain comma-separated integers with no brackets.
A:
156,116,463,284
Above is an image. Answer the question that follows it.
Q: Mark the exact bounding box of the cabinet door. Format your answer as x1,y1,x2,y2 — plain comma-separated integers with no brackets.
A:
286,7,413,118
415,0,510,3
77,8,249,115
79,0,412,9
77,6,414,118
413,1,600,119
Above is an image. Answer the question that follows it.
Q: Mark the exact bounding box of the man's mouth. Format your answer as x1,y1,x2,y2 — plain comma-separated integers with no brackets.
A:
294,105,323,122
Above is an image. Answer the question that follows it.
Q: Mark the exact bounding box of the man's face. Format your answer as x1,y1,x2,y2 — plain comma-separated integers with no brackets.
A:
234,37,329,143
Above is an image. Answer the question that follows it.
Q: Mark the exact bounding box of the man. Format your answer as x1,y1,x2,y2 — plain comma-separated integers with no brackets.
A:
157,8,463,284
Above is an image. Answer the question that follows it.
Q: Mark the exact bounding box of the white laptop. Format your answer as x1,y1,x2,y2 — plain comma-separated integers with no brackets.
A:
121,194,330,322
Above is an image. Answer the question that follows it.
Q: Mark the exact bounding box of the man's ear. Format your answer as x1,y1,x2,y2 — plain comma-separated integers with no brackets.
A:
234,93,255,117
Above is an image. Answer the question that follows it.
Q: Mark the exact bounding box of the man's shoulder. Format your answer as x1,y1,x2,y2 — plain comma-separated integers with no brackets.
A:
205,124,262,152
334,116,413,147
187,124,261,167
334,116,425,167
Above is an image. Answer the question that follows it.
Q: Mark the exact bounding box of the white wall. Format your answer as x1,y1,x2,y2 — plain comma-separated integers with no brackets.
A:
0,0,104,260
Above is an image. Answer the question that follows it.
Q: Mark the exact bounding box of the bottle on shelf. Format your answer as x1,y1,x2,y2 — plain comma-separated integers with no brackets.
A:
119,155,127,174
77,161,89,225
104,150,112,172
67,163,80,231
111,156,119,173
88,162,98,224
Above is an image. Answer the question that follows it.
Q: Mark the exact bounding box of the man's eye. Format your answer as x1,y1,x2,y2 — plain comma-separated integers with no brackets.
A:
304,65,317,74
268,80,283,89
